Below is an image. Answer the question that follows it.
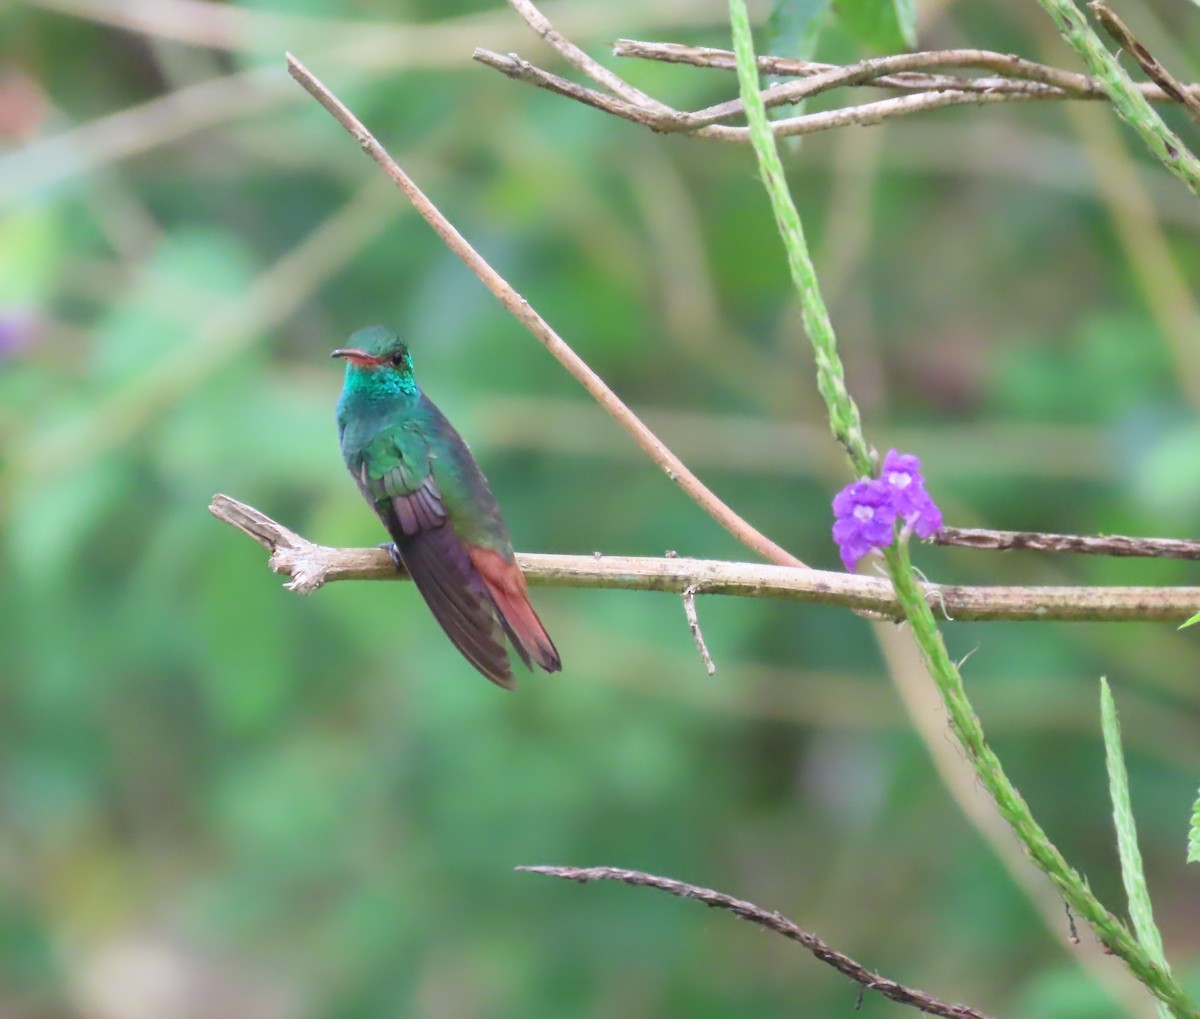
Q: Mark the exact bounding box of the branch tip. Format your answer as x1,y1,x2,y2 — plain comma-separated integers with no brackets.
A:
515,865,993,1019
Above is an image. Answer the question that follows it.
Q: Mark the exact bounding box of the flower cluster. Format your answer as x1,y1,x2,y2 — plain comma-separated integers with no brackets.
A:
832,450,943,571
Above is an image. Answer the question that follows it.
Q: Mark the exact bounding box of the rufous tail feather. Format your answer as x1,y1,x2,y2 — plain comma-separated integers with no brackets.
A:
468,547,561,673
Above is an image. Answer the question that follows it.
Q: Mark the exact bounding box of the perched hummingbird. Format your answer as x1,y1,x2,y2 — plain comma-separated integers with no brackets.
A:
332,325,561,689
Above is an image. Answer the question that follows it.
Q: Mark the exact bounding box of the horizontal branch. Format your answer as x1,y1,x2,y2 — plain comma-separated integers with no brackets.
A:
210,494,1200,623
518,865,992,1019
938,526,1200,559
477,26,1200,143
478,0,1043,142
612,39,1198,105
475,47,1044,141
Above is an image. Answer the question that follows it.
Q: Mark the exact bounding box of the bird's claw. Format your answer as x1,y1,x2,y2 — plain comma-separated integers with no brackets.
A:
378,542,405,573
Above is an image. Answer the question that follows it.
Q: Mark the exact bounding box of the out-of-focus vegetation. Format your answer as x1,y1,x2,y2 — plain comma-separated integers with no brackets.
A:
2,0,1199,1016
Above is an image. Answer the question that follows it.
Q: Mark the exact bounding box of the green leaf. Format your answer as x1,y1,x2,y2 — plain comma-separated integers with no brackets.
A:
834,0,917,51
1100,679,1171,979
1180,611,1200,630
767,0,833,61
1188,791,1200,864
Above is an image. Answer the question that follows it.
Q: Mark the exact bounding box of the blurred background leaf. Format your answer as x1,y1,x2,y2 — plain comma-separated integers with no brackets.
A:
834,0,918,51
767,0,834,60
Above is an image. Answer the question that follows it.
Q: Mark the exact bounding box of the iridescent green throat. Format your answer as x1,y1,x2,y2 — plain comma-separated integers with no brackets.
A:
341,361,419,404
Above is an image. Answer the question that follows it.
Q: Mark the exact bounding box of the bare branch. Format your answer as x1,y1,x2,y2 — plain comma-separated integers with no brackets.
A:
702,90,1041,142
682,51,1072,127
474,33,1200,144
504,0,671,113
938,526,1200,559
285,52,805,569
1091,0,1200,123
473,49,673,130
210,494,1200,623
474,49,1044,141
612,38,1200,105
516,865,993,1019
682,585,716,674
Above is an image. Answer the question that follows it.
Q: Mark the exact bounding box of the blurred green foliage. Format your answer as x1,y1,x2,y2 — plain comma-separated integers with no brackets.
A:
2,0,1200,1016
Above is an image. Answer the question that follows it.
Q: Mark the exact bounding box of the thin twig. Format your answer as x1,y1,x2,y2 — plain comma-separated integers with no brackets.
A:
682,585,716,674
686,71,1064,129
516,865,993,1019
703,89,1045,142
476,47,1048,139
504,4,1087,128
476,34,1200,144
1090,1,1200,123
285,53,805,569
474,52,1077,143
612,39,1200,105
938,526,1200,559
685,51,1075,126
505,0,671,113
474,50,668,127
210,494,1200,623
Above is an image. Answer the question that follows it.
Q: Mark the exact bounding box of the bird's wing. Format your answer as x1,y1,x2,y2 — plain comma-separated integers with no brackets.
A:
365,454,514,689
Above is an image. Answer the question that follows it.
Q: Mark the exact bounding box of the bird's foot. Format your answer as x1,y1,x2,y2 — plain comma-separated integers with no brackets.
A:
378,542,407,576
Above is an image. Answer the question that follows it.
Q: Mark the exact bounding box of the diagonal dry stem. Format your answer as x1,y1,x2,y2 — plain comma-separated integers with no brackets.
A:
1090,1,1200,123
285,53,806,569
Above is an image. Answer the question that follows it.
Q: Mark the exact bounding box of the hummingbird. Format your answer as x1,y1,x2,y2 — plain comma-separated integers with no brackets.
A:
332,325,561,689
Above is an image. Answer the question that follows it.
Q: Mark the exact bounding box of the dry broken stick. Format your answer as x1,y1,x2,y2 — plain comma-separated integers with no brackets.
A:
210,494,1200,622
681,584,716,675
285,52,805,570
517,865,993,1019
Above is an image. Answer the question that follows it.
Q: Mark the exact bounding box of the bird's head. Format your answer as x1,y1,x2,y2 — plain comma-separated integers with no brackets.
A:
333,324,412,372
331,325,414,377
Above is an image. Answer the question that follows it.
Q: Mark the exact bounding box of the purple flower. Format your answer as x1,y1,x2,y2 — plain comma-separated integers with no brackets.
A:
831,450,944,571
832,479,897,571
881,449,943,539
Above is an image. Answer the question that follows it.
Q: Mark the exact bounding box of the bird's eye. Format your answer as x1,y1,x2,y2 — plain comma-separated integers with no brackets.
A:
391,350,406,367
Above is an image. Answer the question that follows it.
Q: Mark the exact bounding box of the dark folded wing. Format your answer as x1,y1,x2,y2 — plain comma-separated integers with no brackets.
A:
382,475,514,688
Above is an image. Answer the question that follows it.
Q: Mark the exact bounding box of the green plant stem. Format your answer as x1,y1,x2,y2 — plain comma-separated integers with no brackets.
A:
727,1,1200,1014
1035,0,1200,196
724,3,871,475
